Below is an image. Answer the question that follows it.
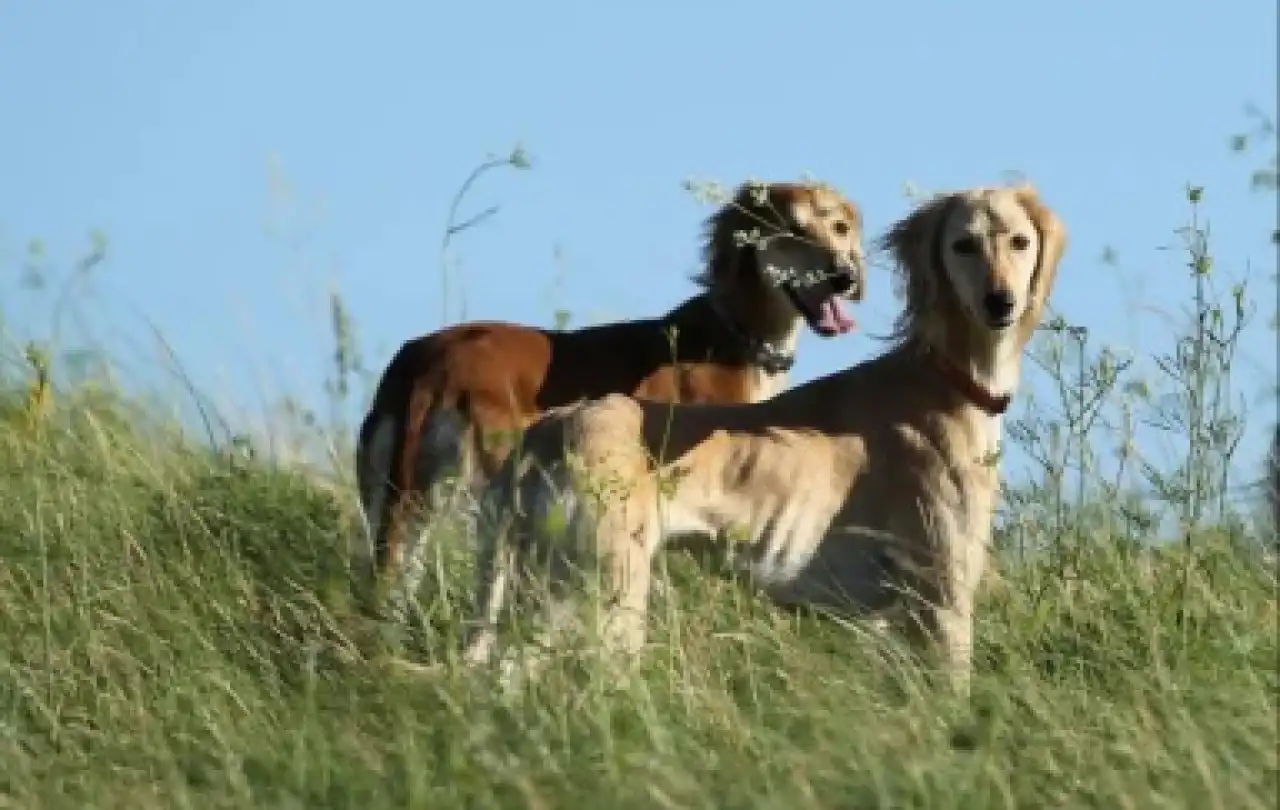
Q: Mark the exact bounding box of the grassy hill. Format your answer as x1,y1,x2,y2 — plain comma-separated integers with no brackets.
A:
2,154,1277,808
0,353,1275,809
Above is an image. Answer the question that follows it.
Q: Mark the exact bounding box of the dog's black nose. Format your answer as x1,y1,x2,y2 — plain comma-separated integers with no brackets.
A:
982,289,1016,323
830,271,855,295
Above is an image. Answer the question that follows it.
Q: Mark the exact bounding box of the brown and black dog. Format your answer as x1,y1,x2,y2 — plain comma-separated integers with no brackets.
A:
356,180,867,619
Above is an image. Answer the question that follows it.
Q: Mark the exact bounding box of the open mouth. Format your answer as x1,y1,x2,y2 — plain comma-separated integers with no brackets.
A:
809,295,856,337
781,268,858,338
785,286,856,337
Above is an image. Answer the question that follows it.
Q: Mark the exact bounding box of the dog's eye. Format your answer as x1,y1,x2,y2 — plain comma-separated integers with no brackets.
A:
832,221,850,236
1009,233,1031,251
951,236,978,255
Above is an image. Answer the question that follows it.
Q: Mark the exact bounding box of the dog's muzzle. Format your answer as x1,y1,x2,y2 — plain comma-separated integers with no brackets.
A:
982,287,1016,328
826,258,864,301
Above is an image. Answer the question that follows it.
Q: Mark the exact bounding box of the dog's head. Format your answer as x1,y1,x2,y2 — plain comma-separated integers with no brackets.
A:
880,184,1066,344
697,180,866,338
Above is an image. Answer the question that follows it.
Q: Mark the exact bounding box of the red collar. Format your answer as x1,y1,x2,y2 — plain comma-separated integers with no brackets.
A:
928,350,1012,416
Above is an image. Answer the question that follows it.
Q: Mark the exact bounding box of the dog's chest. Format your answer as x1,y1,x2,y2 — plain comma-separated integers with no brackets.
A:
748,369,789,402
978,415,1003,466
939,419,1003,541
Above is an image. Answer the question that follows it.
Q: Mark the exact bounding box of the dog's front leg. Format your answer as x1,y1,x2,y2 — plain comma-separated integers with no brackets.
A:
931,522,989,699
594,516,661,657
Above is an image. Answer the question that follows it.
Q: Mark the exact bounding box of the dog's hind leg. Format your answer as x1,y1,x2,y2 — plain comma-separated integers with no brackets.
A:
381,406,476,625
462,433,567,672
461,499,518,668
355,412,398,602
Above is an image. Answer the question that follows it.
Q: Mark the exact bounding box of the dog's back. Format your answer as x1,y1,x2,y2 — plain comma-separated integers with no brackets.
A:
354,302,774,601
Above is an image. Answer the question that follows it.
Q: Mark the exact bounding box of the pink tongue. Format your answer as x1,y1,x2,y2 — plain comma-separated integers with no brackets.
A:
818,297,856,334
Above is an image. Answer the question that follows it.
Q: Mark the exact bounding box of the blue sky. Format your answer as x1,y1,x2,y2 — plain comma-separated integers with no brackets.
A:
1,1,1276,494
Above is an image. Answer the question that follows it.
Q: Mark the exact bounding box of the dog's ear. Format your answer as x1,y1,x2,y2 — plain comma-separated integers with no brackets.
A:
878,191,957,335
1012,184,1067,325
698,180,788,291
736,182,819,282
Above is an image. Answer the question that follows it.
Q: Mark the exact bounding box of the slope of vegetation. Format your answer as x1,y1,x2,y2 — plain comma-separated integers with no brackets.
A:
1,136,1276,808
0,381,1274,809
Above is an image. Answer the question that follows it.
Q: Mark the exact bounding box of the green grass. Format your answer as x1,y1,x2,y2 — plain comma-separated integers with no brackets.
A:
0,388,1274,810
3,137,1277,807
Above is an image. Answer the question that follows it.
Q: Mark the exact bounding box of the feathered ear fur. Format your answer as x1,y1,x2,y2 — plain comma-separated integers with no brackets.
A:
1012,184,1068,336
693,181,797,290
877,191,958,342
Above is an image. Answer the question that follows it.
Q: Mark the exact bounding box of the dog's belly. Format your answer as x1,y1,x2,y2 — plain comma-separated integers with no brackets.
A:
752,535,900,616
699,493,899,616
714,489,899,616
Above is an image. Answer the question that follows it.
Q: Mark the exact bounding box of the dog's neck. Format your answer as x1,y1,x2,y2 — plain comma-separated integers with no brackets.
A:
924,311,1025,418
928,346,1015,416
913,323,1021,468
706,291,800,375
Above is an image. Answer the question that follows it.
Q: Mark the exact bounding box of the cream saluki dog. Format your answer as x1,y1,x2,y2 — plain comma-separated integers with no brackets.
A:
463,184,1066,694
